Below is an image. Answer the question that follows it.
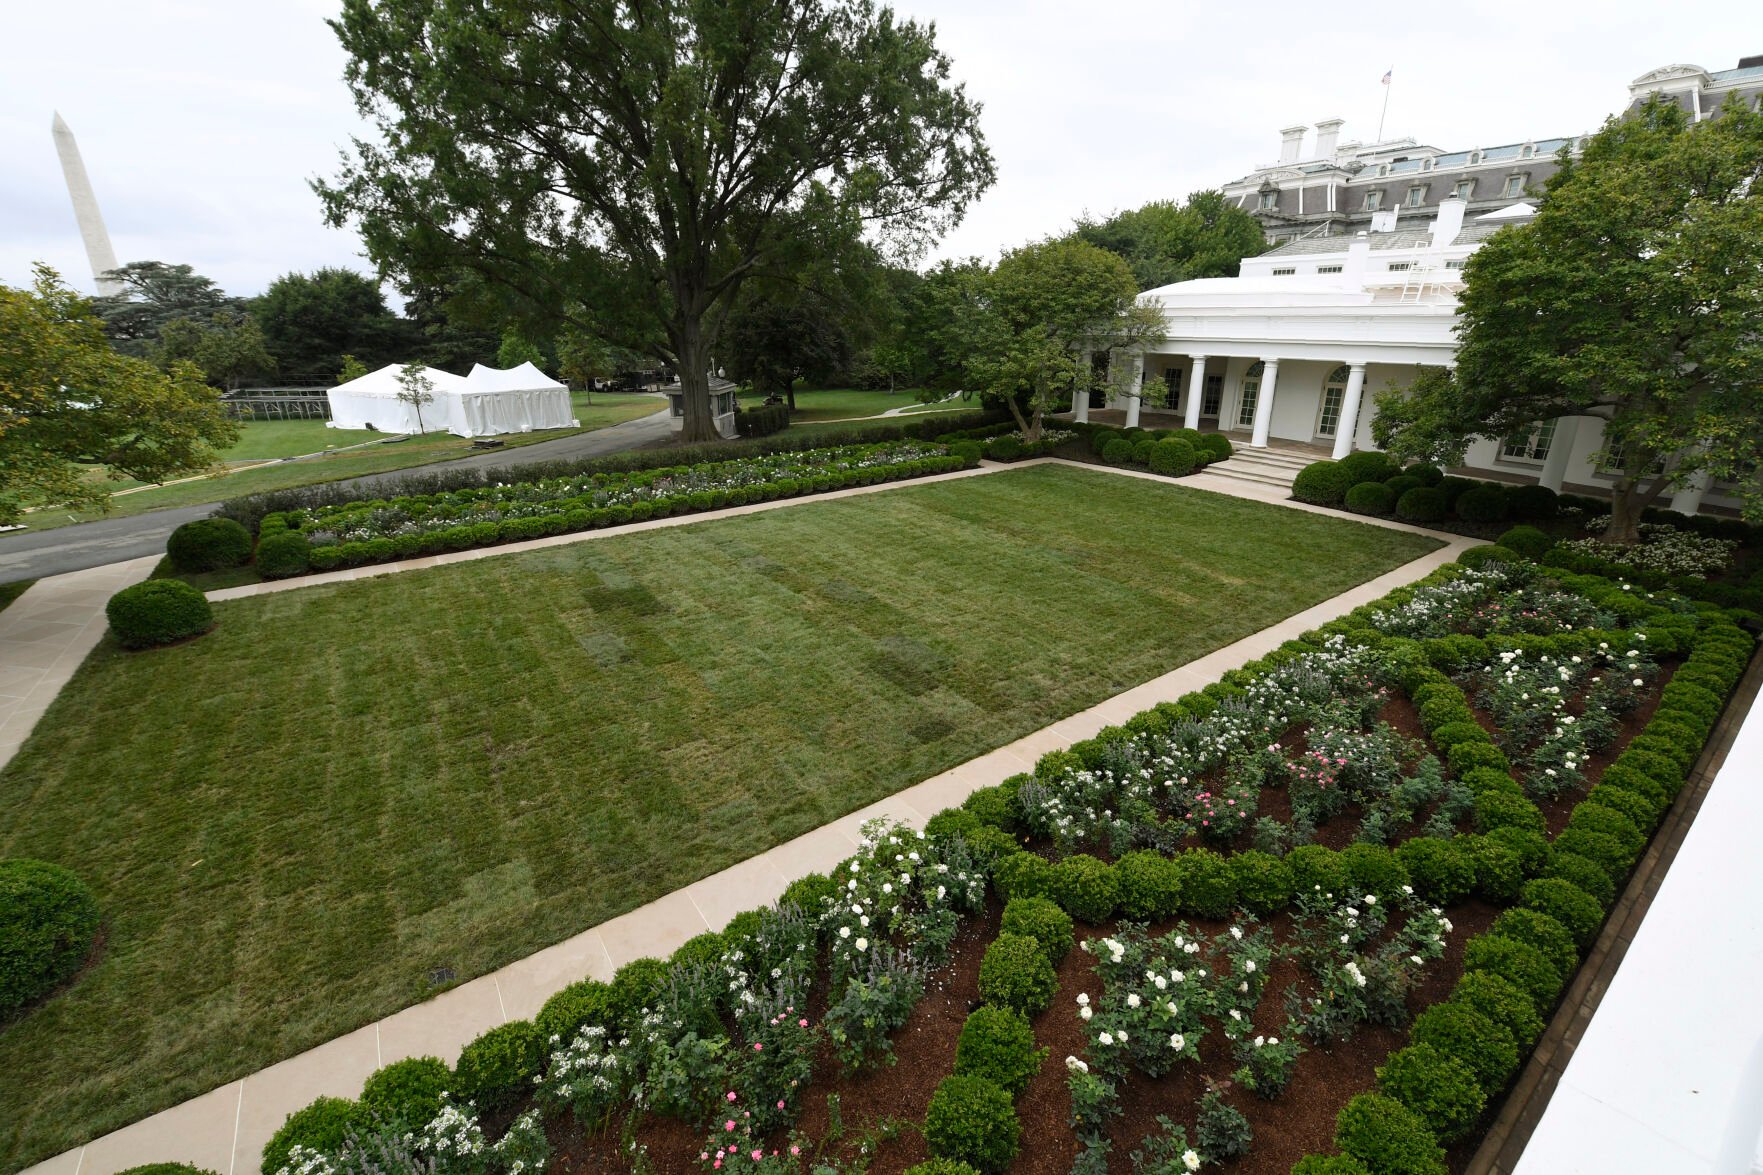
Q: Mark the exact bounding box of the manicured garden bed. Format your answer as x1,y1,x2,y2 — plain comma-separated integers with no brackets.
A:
0,464,1441,1170
245,552,1753,1174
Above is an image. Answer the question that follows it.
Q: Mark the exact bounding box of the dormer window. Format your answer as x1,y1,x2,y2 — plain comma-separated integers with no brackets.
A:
1258,191,1278,211
1364,190,1384,211
1405,186,1427,207
1502,174,1528,198
1520,144,1535,158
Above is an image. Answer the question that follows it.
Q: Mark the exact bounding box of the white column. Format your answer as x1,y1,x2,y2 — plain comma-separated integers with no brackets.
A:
1250,358,1279,448
1072,350,1091,423
1331,362,1367,460
1124,352,1145,429
1536,416,1582,491
1183,358,1207,430
1669,469,1713,516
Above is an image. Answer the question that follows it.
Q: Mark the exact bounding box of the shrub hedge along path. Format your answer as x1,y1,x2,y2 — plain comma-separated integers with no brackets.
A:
0,460,1451,1173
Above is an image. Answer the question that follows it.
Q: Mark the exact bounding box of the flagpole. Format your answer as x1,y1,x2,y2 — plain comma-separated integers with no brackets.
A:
1376,67,1393,142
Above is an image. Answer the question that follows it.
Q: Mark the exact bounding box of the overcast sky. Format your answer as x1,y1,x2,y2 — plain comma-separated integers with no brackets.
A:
2,1,1755,301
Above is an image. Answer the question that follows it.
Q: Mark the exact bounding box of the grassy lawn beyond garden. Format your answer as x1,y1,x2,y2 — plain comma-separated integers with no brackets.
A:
0,465,1440,1167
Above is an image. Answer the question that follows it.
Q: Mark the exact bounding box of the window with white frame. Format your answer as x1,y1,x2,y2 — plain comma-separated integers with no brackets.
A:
1445,259,1465,269
1405,186,1427,207
1317,365,1350,438
1364,190,1384,211
1387,261,1413,272
1317,265,1343,274
1259,191,1278,210
1271,266,1295,275
1503,173,1528,198
1237,362,1265,428
1502,420,1556,461
1160,368,1182,409
1201,374,1223,417
1454,180,1474,200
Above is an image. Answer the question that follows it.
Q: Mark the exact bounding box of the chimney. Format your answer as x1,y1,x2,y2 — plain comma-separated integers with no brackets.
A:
1314,118,1344,159
1345,232,1372,285
1279,125,1307,165
1430,198,1467,249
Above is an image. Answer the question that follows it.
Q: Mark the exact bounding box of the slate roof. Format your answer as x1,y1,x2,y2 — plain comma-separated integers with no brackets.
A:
1259,220,1506,258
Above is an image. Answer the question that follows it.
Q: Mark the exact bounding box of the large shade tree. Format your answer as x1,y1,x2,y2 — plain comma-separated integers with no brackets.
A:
90,261,238,356
251,268,412,380
958,238,1165,440
1374,95,1763,542
316,0,993,442
1073,191,1269,290
0,267,237,523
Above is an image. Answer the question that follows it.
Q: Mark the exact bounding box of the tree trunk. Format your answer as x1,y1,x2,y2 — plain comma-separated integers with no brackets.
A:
1603,471,1673,544
675,321,718,443
786,381,797,412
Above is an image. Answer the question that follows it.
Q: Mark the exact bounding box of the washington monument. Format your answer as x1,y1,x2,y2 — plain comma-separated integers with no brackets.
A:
51,112,123,297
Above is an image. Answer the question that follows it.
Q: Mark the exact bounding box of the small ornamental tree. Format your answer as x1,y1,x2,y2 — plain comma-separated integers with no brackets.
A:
394,362,436,434
1373,95,1763,541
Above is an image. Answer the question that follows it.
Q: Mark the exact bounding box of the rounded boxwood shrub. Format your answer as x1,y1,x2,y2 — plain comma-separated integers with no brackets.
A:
904,1162,983,1175
1199,433,1233,460
671,930,727,971
1497,525,1555,559
1396,487,1447,523
1089,427,1119,456
1101,438,1135,467
1447,742,1509,776
166,517,252,572
261,1096,366,1175
1490,908,1578,980
1409,1003,1518,1093
1545,850,1616,908
607,957,669,1026
954,1005,1045,1096
1334,1092,1447,1175
1292,1158,1374,1175
1436,475,1476,509
1345,481,1396,516
999,896,1074,965
1520,878,1604,948
925,1074,1020,1173
1293,460,1356,506
1340,844,1409,901
1230,850,1294,914
0,858,101,1015
984,434,1024,461
254,530,312,578
1395,838,1475,905
1338,451,1397,485
1132,438,1158,465
962,784,1016,831
781,871,838,916
1177,849,1238,918
536,977,615,1046
1462,935,1563,1013
1583,784,1658,835
1565,803,1645,860
1149,437,1197,476
106,579,215,649
1376,1043,1486,1144
1454,486,1510,524
977,932,1058,1015
452,1020,545,1113
1451,971,1544,1048
121,1166,220,1175
924,808,985,845
1050,854,1119,924
1457,834,1523,903
1507,483,1559,520
1405,463,1444,486
1284,844,1346,899
1115,849,1182,920
1474,792,1544,837
1549,827,1632,887
965,825,1021,863
1485,826,1549,877
991,851,1054,902
1385,474,1424,498
360,1055,451,1127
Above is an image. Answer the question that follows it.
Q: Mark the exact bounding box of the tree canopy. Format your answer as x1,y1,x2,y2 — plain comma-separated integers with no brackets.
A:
152,311,276,390
250,268,411,380
953,238,1164,439
1373,95,1763,540
316,0,993,441
0,267,238,523
90,261,239,356
1072,191,1269,290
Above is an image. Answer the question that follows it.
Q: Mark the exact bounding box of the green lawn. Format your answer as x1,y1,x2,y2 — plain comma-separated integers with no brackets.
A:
0,579,33,611
22,394,665,532
0,465,1440,1167
737,387,974,424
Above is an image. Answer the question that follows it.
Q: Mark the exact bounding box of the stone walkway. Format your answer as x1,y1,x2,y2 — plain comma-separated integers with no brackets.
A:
0,557,158,771
17,458,1471,1175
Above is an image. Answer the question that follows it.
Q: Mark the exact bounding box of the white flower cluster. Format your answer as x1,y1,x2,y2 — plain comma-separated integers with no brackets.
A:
1560,523,1738,578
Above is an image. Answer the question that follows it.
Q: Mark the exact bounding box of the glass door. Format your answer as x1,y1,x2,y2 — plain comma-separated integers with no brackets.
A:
1236,362,1264,429
1201,375,1223,418
1317,365,1349,438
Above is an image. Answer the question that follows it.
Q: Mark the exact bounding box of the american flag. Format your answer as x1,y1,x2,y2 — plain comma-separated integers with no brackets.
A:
1381,69,1392,85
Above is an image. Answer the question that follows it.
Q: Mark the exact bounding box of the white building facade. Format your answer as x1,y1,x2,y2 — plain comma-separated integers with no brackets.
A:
1083,197,1727,517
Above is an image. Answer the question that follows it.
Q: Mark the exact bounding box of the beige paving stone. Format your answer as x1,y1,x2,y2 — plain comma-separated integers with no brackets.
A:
2,601,99,624
685,853,793,932
377,974,507,1068
0,665,46,697
496,929,616,1023
895,769,979,820
0,620,85,646
233,1025,379,1174
595,886,711,970
827,794,931,839
75,1080,240,1175
755,822,868,885
17,1147,83,1175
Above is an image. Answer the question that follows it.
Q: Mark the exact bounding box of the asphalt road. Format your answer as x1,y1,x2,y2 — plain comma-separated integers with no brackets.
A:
0,407,676,584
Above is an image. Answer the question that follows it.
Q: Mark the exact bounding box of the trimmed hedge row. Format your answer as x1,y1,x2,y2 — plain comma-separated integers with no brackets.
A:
734,401,790,437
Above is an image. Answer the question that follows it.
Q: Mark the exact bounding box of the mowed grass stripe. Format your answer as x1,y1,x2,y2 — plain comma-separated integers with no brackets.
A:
0,463,1440,1167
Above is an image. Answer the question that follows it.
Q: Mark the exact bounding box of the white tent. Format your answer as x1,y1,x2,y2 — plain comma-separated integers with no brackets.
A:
326,364,466,435
456,362,578,436
326,362,578,437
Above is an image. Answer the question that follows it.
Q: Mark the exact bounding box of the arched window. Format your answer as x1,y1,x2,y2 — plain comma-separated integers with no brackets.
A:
1237,362,1265,428
1318,365,1351,438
